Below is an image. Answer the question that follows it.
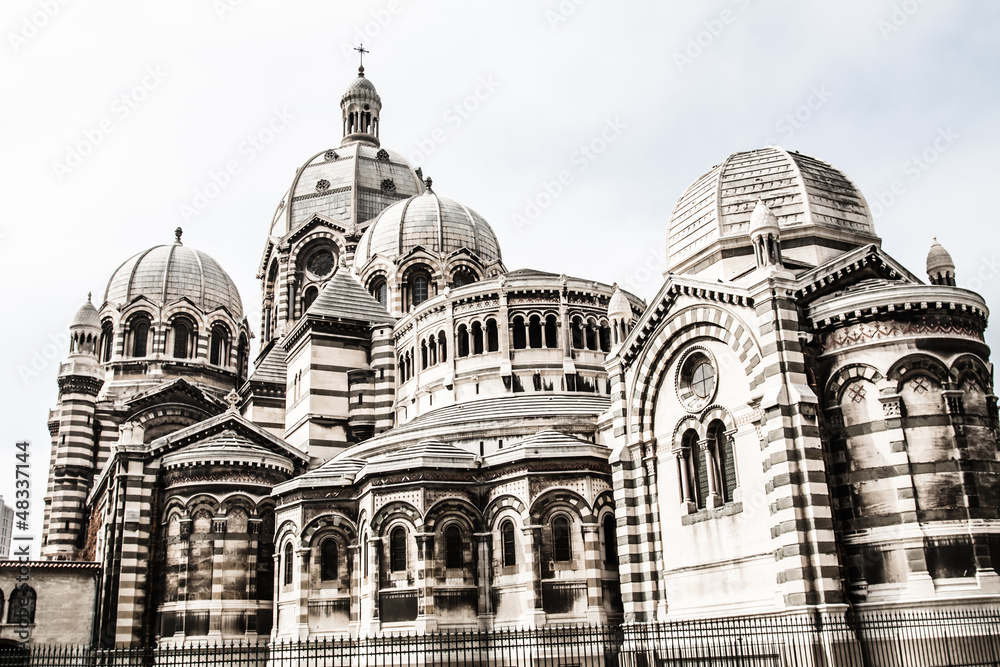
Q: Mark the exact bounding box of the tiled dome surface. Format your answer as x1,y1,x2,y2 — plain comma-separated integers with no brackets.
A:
104,242,243,316
355,192,502,265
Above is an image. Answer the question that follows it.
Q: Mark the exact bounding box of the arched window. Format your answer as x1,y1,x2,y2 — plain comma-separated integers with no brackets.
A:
544,315,558,349
512,316,526,349
172,320,192,359
428,337,437,366
421,340,429,369
398,354,406,382
100,321,114,362
412,274,429,306
370,278,388,308
472,321,484,355
599,323,611,353
710,421,737,503
390,527,407,572
321,539,338,581
552,516,572,562
302,285,319,312
256,510,275,602
7,585,35,625
444,525,463,569
486,319,499,352
209,326,228,365
452,268,477,288
571,316,584,349
131,317,150,357
585,319,598,350
528,315,542,349
687,430,709,510
457,324,470,358
237,334,248,380
283,543,294,586
501,520,516,567
602,514,618,566
438,331,448,363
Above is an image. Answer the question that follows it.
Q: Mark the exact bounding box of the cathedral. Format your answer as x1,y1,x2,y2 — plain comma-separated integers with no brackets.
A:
41,64,1000,649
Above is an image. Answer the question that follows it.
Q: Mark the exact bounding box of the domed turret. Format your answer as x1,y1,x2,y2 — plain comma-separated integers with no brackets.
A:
749,199,783,269
666,147,878,280
68,294,101,359
341,66,382,147
608,283,633,350
926,238,957,286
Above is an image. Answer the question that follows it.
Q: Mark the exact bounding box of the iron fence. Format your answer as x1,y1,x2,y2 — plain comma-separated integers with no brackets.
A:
0,607,997,666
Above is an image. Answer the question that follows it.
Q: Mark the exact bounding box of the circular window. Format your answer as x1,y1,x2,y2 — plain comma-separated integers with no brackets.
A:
676,347,718,411
306,248,336,279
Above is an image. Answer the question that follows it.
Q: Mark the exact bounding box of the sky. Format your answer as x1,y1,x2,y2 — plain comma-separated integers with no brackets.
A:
2,1,999,551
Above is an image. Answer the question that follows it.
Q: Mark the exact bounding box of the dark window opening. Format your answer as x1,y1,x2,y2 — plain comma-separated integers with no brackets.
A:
501,521,516,567
528,316,542,349
603,513,618,566
303,285,319,312
390,527,407,572
283,543,294,586
445,526,463,569
512,316,526,349
544,315,558,348
486,319,499,352
321,540,338,581
172,321,191,359
131,319,150,357
553,516,572,562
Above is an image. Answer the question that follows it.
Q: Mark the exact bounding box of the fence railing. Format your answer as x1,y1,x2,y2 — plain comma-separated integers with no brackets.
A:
0,607,997,666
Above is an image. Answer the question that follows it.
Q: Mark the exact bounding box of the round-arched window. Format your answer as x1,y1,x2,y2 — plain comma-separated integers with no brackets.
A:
676,347,718,411
304,246,337,280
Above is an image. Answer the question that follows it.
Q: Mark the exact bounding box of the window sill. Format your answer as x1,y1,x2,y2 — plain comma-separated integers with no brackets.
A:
680,501,743,526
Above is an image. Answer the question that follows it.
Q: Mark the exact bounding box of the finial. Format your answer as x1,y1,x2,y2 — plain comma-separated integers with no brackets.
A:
424,177,433,192
225,389,240,413
354,44,369,74
87,291,92,303
174,227,183,244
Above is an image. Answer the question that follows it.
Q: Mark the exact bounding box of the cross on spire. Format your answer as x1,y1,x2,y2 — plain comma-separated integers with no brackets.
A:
354,44,369,72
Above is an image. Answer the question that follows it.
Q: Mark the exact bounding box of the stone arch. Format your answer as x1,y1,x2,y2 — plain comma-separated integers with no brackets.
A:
424,498,482,533
371,501,423,535
301,513,358,546
287,227,345,269
699,404,737,432
629,305,762,444
671,416,703,451
185,494,222,518
484,494,528,526
887,354,950,389
950,354,992,390
274,519,300,549
824,362,885,407
592,491,616,517
529,488,593,523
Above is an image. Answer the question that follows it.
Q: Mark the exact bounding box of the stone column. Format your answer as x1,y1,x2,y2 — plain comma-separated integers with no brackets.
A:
296,546,310,639
368,536,382,631
698,438,721,508
415,533,436,631
474,532,494,629
522,525,546,627
581,523,606,623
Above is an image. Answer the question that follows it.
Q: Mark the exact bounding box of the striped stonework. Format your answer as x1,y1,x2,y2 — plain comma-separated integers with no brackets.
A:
748,274,843,608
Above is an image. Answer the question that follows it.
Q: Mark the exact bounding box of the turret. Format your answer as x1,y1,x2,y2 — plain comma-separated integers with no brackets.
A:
749,199,782,270
926,238,957,286
608,283,633,350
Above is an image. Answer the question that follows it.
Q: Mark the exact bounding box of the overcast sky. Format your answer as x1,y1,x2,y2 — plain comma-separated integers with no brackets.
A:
2,2,999,547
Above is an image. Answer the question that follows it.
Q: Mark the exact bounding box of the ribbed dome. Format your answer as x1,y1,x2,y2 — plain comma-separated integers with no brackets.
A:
71,298,101,329
927,239,956,277
341,71,381,106
104,235,243,316
355,190,503,266
266,143,424,240
666,146,876,274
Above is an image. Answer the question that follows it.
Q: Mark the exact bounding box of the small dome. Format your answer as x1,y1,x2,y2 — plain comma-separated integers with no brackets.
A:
341,70,381,107
355,189,503,267
104,231,243,317
162,429,293,474
749,199,780,236
927,239,955,276
608,284,631,320
71,297,101,329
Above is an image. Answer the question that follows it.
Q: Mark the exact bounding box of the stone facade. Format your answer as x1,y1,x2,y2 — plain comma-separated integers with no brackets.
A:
0,561,99,645
39,69,1000,648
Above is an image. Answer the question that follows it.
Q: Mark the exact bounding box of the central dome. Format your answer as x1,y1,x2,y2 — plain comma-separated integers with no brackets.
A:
104,232,243,317
666,146,878,278
355,188,503,267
